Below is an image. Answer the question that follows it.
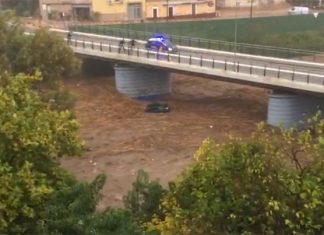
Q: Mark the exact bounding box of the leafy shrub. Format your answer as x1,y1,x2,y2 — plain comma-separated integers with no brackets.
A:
15,28,80,84
38,174,144,235
149,118,324,234
0,73,83,234
124,170,166,224
41,87,78,111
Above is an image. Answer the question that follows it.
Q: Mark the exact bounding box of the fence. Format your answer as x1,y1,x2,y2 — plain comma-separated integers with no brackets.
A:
66,37,324,93
69,22,324,62
70,14,324,62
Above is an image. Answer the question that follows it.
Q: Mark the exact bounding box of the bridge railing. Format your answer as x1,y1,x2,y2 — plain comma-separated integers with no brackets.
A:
68,24,324,63
68,38,324,92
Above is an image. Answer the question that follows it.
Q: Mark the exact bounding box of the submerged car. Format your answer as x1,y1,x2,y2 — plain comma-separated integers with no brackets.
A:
145,34,178,53
145,103,170,113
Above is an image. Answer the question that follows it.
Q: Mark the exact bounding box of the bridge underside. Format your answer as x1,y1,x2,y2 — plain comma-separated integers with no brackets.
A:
82,58,324,129
114,65,171,99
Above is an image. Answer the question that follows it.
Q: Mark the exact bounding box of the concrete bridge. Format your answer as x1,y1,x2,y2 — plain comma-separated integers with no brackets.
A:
52,29,324,128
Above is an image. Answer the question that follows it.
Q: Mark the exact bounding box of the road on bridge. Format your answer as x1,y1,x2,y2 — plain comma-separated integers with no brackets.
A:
50,29,324,94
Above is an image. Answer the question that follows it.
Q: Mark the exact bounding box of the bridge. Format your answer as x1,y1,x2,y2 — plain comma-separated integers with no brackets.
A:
51,29,324,128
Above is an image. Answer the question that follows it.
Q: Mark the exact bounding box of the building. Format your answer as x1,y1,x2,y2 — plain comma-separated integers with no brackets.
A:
39,0,91,21
92,0,215,22
146,0,216,20
91,0,145,22
39,0,216,23
216,0,285,8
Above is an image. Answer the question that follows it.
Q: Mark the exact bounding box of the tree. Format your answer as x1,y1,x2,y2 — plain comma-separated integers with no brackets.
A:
0,161,53,234
0,10,27,76
0,12,80,84
148,119,324,234
0,0,40,16
38,174,144,235
16,28,80,84
0,12,80,109
124,170,166,224
0,73,83,234
0,13,144,235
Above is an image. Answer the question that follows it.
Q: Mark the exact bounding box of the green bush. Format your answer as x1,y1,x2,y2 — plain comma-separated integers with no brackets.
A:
38,174,144,235
124,170,166,224
149,118,324,234
41,87,78,111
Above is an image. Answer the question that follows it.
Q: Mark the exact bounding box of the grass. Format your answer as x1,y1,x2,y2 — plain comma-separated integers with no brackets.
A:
69,14,324,58
71,14,324,43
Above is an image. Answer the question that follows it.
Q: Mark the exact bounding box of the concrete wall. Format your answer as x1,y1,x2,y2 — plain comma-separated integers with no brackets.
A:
39,0,91,20
217,0,285,8
146,0,215,19
92,0,145,21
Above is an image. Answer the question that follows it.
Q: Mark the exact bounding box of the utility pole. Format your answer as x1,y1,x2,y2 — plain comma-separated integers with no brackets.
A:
249,0,253,18
38,0,45,25
166,0,169,21
234,0,239,71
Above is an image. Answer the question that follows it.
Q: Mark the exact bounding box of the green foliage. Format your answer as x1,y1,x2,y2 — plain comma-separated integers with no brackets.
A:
0,12,80,84
124,170,166,224
15,28,80,84
0,0,40,16
0,73,83,166
88,208,143,235
0,10,144,235
41,87,78,111
0,161,53,234
38,174,143,235
0,12,80,108
149,119,324,234
0,73,83,234
0,10,27,75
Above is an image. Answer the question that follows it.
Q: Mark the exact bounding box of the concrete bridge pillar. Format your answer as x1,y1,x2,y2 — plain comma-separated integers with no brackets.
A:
114,65,171,99
267,90,324,129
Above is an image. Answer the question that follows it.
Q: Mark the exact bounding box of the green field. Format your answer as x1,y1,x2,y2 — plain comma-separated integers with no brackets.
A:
71,14,324,43
70,13,324,58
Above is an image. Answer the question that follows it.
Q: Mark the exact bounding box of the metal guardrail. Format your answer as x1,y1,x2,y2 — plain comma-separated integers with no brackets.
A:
66,37,324,94
50,29,324,71
68,24,324,63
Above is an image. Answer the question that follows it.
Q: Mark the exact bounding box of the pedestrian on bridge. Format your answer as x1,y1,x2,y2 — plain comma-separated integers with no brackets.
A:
127,39,136,54
67,31,72,45
118,38,126,53
157,45,164,60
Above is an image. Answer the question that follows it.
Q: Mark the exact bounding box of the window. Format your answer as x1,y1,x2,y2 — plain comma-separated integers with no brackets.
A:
128,3,142,20
108,0,123,4
152,7,158,18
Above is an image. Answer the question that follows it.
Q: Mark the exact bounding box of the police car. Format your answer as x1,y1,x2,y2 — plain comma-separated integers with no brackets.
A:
145,34,178,53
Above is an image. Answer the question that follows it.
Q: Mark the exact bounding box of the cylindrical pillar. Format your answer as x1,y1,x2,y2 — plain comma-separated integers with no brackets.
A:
114,66,171,99
267,90,324,128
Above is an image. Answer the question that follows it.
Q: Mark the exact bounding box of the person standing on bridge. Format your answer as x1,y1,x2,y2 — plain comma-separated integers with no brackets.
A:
128,39,136,52
118,38,126,53
157,45,164,60
67,31,72,45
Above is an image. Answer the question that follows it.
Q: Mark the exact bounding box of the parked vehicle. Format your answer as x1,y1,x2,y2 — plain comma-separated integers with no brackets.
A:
288,6,309,15
145,34,178,53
